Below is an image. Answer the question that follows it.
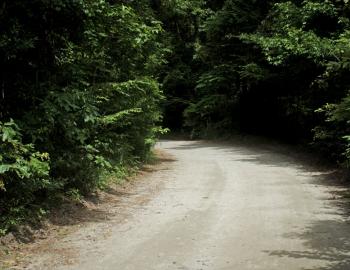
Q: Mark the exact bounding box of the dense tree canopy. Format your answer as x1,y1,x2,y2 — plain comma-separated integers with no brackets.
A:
1,0,350,233
181,0,350,163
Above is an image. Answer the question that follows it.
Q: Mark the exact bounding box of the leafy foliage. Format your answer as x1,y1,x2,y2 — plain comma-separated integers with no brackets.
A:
0,120,51,231
0,0,165,233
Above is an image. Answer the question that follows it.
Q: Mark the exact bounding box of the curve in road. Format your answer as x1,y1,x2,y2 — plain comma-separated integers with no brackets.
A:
29,140,350,270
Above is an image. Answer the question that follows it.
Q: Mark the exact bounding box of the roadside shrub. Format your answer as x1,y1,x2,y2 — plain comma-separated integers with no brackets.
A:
0,120,51,233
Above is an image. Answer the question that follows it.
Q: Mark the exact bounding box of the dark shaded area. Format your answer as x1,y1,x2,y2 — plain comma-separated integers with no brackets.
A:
239,58,325,143
167,0,350,170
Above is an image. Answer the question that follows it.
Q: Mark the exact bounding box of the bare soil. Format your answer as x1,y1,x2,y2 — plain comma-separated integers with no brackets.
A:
0,149,175,270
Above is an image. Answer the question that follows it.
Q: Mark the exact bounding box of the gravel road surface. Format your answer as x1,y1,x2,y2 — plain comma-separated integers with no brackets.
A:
26,140,350,270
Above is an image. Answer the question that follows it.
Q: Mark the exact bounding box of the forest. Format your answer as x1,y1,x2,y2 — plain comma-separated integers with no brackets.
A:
1,0,350,234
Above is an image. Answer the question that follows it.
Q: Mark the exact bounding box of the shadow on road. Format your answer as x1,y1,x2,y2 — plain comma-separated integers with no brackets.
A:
265,171,350,270
264,217,350,270
163,139,350,270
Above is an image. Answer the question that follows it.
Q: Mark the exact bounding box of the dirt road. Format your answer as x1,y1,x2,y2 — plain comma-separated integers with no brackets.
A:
26,140,350,270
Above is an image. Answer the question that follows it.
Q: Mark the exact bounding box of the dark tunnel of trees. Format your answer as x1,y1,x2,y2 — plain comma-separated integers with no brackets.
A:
1,0,350,233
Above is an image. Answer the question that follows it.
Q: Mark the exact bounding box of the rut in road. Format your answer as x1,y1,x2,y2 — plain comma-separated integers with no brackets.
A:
26,140,350,270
